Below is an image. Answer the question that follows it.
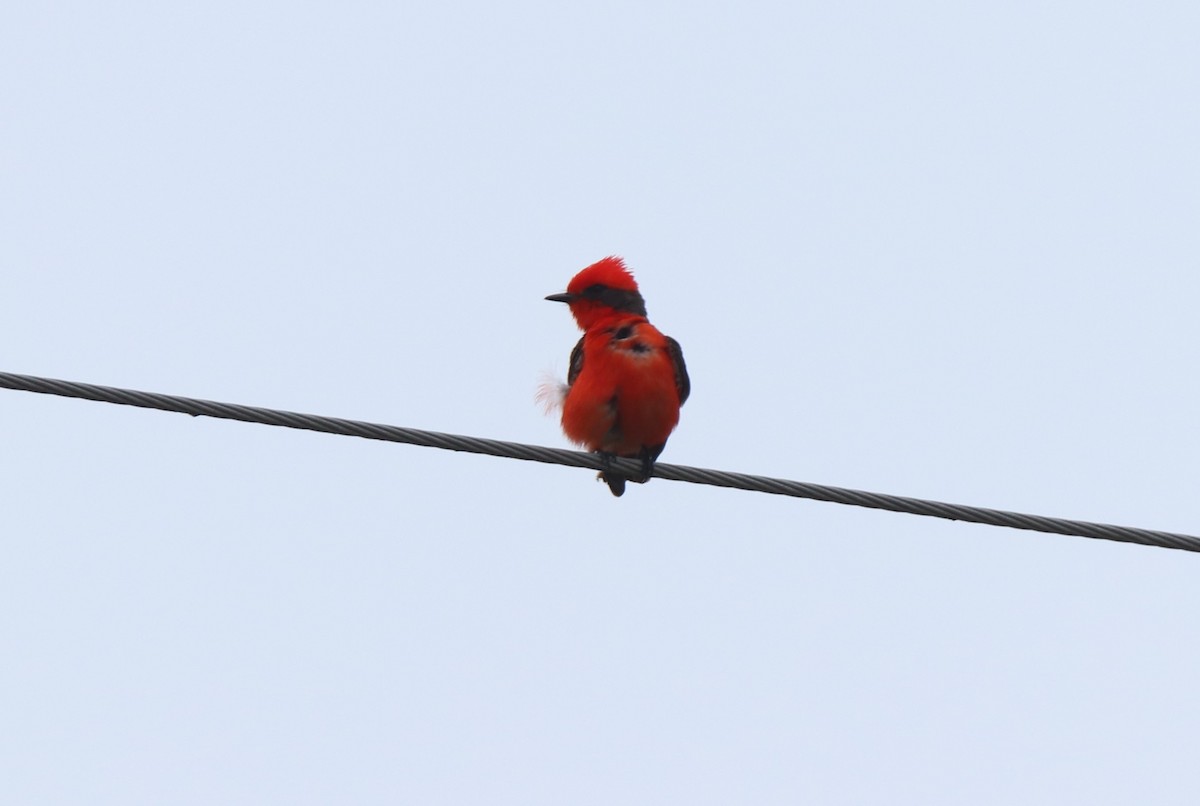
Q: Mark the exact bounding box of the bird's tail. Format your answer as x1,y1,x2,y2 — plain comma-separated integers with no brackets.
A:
600,471,627,497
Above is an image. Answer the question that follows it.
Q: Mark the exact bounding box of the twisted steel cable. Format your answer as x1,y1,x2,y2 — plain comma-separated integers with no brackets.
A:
2,370,1197,553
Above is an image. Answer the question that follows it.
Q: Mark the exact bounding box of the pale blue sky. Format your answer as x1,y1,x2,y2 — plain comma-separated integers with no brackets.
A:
3,2,1199,803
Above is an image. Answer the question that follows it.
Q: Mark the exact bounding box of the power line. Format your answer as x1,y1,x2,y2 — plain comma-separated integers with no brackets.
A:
2,369,1196,554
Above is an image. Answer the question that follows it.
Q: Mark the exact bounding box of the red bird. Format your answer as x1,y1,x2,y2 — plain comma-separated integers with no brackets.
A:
545,256,690,496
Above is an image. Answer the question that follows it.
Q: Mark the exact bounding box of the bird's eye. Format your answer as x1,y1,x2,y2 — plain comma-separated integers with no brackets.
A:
614,325,633,340
583,284,606,298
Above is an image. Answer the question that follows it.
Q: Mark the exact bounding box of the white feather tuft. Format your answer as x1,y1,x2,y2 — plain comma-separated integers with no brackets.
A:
534,371,568,415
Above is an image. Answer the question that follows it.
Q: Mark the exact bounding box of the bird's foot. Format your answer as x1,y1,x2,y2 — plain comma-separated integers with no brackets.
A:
629,447,656,485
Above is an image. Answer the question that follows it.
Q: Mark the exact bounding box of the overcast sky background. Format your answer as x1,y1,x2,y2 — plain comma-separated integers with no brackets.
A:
3,2,1199,803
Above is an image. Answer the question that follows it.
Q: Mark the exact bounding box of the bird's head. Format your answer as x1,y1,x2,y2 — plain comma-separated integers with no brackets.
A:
545,256,647,331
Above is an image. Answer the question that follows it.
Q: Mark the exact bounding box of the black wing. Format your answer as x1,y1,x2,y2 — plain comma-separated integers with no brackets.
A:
567,335,586,387
664,336,690,405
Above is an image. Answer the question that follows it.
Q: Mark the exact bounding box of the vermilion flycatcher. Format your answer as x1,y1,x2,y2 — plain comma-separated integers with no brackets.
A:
545,256,690,496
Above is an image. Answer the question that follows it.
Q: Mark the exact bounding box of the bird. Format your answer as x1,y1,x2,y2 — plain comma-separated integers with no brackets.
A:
544,256,689,496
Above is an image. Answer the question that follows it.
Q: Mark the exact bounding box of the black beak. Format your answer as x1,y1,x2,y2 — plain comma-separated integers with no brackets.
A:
544,293,575,304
